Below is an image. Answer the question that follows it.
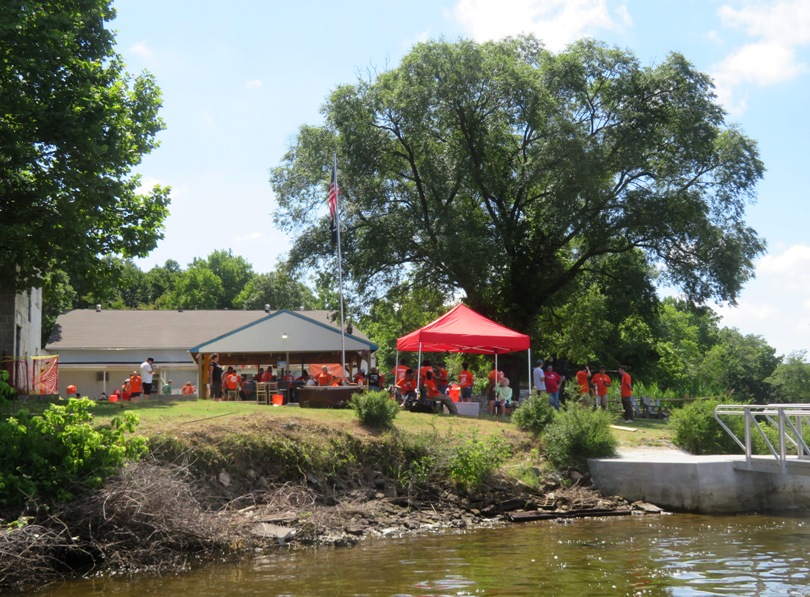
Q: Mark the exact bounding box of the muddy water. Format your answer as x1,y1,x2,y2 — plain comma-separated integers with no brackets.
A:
33,512,810,596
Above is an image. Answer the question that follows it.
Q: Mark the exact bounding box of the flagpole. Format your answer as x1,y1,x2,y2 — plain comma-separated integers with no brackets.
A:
333,153,347,381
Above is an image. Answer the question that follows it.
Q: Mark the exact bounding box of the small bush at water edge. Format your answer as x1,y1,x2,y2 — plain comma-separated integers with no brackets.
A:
350,389,400,428
449,432,510,488
0,398,147,508
541,406,616,470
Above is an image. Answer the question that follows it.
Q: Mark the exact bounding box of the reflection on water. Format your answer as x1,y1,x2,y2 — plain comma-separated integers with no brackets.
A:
33,512,810,596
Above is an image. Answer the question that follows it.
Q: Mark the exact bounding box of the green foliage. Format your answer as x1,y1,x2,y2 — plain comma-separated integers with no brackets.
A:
0,0,169,292
0,398,147,508
698,329,780,402
766,351,810,403
448,432,510,488
0,370,14,402
233,262,316,310
358,285,449,369
350,390,400,428
670,399,743,455
271,35,764,339
512,393,557,436
541,406,617,470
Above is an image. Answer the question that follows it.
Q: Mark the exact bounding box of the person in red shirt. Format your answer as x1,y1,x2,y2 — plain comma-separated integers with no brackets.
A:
224,367,239,400
423,371,457,415
576,365,591,407
544,365,562,410
181,382,195,395
618,365,635,422
316,366,334,387
436,365,449,394
354,369,366,385
591,366,612,410
129,371,143,401
458,362,474,402
122,378,132,401
396,369,417,404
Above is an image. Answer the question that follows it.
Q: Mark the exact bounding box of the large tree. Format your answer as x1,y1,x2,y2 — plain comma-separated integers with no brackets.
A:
271,36,764,332
0,0,169,292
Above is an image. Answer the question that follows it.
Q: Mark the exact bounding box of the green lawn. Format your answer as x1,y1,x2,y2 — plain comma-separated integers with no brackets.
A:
3,396,675,448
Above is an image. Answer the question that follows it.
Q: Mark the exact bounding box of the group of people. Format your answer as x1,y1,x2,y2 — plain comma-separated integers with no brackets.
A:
394,363,459,415
533,361,636,422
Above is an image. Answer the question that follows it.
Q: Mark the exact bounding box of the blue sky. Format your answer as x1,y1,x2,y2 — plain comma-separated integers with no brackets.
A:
113,0,810,356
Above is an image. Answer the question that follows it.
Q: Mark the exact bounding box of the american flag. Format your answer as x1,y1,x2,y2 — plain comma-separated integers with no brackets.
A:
328,163,339,245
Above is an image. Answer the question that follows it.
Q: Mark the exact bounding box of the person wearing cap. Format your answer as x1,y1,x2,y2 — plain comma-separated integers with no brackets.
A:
140,357,157,397
532,360,546,395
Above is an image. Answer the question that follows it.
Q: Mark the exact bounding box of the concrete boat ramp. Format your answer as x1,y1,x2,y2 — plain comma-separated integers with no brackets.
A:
588,447,810,513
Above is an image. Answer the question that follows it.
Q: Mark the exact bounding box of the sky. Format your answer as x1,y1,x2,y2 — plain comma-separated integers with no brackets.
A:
111,0,810,357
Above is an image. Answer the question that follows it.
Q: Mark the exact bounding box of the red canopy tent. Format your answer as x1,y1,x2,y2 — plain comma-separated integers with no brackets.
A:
396,304,534,393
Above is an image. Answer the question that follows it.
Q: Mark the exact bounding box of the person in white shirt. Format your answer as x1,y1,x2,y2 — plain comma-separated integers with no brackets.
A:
140,357,157,396
532,360,546,395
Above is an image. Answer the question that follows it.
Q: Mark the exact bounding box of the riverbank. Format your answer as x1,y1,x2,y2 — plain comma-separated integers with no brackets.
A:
0,401,668,592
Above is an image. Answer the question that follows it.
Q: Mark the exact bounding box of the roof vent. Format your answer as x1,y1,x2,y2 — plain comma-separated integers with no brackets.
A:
264,304,270,313
95,304,101,312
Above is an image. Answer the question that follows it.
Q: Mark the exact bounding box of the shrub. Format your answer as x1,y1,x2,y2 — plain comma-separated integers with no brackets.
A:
541,406,616,470
670,398,744,455
0,370,14,402
350,389,400,428
448,432,510,488
512,393,557,436
0,398,147,508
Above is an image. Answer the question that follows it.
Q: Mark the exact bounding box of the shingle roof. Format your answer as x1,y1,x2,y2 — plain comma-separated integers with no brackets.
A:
45,309,355,350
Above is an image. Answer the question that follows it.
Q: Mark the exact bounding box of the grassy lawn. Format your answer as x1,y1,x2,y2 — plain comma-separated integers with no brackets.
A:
3,396,676,449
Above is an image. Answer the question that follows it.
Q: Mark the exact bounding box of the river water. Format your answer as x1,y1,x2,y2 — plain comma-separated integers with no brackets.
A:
33,511,810,596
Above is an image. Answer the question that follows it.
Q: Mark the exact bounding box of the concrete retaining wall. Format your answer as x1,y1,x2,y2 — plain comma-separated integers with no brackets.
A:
588,450,810,513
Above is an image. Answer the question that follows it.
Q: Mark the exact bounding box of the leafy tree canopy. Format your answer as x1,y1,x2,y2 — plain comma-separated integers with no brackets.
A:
271,36,765,331
0,0,170,292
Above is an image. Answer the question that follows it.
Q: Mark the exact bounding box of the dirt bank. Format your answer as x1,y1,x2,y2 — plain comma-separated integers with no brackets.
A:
0,415,657,593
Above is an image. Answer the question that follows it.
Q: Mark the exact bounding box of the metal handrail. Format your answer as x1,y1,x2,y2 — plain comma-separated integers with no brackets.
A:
714,404,810,473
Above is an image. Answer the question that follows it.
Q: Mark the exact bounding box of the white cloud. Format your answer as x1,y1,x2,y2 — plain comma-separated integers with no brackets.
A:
452,0,622,51
130,41,154,61
244,79,262,89
715,243,810,355
201,111,214,127
712,1,810,113
136,176,164,194
232,232,262,243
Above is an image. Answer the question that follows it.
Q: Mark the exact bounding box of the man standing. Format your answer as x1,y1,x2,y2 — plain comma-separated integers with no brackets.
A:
576,365,591,407
545,365,562,410
208,353,223,400
618,365,634,422
129,370,143,402
140,357,157,397
532,360,546,395
458,362,475,402
591,365,612,410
